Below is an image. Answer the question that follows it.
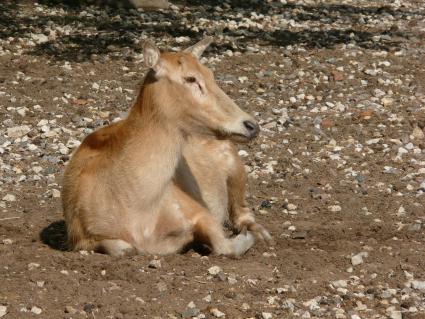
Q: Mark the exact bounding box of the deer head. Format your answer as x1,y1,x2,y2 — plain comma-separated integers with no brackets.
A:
142,37,259,142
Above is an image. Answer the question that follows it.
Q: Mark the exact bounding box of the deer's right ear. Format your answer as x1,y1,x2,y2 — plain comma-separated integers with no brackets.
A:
143,40,161,71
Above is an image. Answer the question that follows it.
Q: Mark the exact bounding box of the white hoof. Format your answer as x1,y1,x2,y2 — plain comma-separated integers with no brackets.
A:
231,231,255,256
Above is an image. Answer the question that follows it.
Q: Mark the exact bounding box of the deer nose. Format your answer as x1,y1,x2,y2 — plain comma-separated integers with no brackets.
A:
243,120,260,139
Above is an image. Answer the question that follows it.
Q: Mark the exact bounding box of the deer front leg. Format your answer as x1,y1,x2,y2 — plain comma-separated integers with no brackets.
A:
193,211,254,256
227,153,272,243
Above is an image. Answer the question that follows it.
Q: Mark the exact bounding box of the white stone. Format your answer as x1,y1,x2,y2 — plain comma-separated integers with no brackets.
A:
381,97,394,107
2,194,16,202
31,33,49,44
7,125,31,139
262,312,273,319
210,308,225,318
52,189,61,198
412,126,424,140
329,205,342,212
31,306,42,315
238,150,249,157
351,254,363,266
388,310,402,319
208,266,222,275
332,280,348,288
411,280,425,290
287,203,297,210
0,306,7,317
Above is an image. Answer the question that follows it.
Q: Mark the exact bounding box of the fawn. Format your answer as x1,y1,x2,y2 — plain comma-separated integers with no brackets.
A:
62,37,271,257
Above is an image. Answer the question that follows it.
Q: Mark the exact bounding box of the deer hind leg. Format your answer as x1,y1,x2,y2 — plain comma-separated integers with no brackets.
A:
95,239,137,257
226,147,272,243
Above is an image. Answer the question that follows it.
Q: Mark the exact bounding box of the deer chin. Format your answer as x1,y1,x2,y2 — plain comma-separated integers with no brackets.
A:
214,130,254,143
229,133,255,143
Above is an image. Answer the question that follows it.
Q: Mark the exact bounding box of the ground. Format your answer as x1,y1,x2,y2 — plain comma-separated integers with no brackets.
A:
0,0,425,318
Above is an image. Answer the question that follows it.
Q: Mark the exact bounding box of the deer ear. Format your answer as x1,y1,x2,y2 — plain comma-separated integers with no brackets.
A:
143,40,160,69
184,36,213,59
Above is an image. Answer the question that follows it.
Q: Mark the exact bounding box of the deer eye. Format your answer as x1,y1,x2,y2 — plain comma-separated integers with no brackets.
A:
184,76,197,83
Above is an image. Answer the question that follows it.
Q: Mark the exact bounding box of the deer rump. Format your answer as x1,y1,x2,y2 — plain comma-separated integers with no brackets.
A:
62,37,271,257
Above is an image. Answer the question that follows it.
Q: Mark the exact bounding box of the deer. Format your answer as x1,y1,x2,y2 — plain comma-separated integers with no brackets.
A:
62,37,271,257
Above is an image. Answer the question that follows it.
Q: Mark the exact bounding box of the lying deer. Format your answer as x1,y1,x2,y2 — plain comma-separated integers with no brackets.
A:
62,37,271,257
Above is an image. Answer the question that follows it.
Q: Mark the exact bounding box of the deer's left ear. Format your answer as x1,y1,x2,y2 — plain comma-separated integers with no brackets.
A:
143,40,167,77
184,36,213,59
143,40,160,68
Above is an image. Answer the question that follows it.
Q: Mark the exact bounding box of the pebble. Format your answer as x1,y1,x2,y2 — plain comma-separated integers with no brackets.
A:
148,259,162,269
287,203,297,210
64,306,78,314
411,280,425,290
262,312,273,319
329,205,342,212
7,125,31,139
1,2,425,317
381,97,394,107
208,265,222,275
388,310,402,319
31,306,42,315
2,194,16,202
351,254,364,266
210,308,225,318
332,280,348,288
28,263,40,270
0,306,7,318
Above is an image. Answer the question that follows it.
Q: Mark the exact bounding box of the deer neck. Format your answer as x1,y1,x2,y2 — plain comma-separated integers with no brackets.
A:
123,76,184,203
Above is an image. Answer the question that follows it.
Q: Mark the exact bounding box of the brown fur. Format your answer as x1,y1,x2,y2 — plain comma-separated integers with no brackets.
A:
62,38,271,257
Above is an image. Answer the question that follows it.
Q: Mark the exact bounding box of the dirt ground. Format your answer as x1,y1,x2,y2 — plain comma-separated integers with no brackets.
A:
0,0,425,318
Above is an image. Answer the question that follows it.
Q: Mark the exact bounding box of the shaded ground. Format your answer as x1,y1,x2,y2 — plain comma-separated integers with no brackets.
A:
0,0,425,318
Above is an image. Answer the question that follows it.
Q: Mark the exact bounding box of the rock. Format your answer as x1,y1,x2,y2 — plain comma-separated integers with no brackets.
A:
0,306,7,318
129,0,169,9
210,308,225,318
31,306,42,315
182,302,200,318
64,306,77,314
208,265,222,275
238,150,249,157
241,303,250,311
2,194,16,202
157,281,167,292
28,263,40,270
328,205,342,212
411,280,425,290
83,303,95,314
31,33,49,44
381,97,394,107
351,255,363,266
332,280,348,288
51,189,61,198
321,119,334,129
148,259,161,269
412,126,424,140
7,125,31,139
292,231,307,239
331,70,345,81
388,310,402,319
262,312,273,319
287,203,297,210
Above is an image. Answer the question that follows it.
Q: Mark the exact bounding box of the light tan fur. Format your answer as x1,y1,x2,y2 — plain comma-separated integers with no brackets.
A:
62,37,271,257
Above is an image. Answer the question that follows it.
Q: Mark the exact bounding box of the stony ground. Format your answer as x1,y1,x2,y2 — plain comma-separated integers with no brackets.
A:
1,0,425,318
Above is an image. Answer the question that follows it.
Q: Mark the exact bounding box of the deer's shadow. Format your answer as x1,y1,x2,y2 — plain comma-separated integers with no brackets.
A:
40,220,69,251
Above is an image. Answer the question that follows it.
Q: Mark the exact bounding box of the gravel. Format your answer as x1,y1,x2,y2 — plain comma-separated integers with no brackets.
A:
0,0,424,317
